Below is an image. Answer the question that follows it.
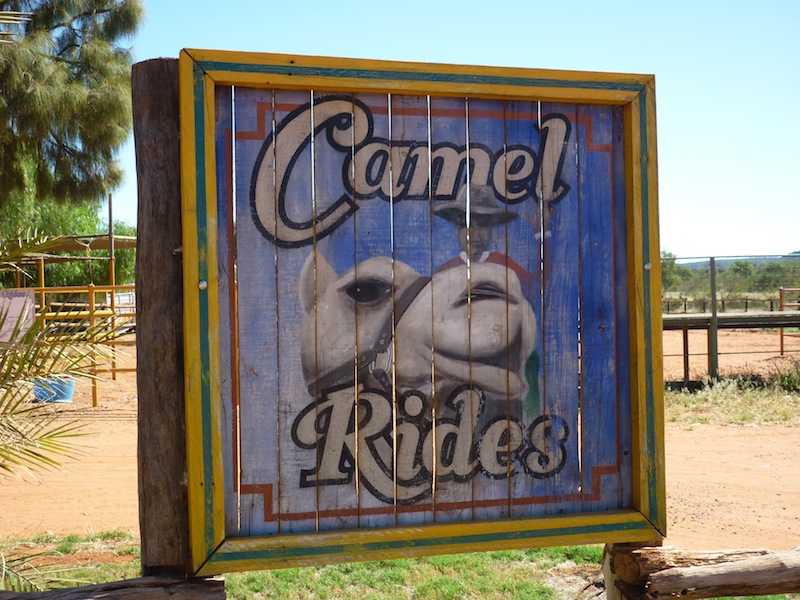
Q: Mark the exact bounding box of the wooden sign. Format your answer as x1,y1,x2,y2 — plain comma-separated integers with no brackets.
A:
178,50,665,576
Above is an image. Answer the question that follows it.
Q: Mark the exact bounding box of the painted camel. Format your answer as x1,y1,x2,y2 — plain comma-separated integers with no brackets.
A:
298,252,536,407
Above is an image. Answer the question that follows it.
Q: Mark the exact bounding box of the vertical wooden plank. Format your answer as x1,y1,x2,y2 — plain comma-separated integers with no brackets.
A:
214,85,238,534
133,58,190,576
503,99,544,518
390,93,434,526
312,92,359,532
351,92,397,529
466,97,512,521
540,102,581,514
272,89,319,534
576,104,619,511
233,87,280,536
429,95,474,524
612,105,634,509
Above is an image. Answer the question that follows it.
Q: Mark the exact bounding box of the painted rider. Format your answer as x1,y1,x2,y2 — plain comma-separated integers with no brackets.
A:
433,183,530,290
433,182,539,424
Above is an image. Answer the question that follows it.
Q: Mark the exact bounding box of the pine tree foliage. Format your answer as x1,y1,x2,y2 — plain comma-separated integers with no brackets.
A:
0,0,143,205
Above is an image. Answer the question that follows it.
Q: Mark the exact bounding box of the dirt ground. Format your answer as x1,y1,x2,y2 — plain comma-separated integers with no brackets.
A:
1,332,799,552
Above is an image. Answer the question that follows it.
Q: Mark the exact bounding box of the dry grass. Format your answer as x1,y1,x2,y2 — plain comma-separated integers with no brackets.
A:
665,360,800,426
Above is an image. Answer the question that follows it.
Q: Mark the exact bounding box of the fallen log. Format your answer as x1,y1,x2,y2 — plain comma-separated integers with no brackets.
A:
0,576,224,600
649,548,800,599
605,544,800,599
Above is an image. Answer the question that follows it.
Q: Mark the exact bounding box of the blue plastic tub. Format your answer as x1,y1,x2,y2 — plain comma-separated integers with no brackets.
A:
33,377,76,403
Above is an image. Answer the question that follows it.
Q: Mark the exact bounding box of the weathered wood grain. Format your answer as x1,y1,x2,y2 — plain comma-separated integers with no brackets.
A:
504,99,543,518
132,57,190,575
503,99,543,417
605,545,800,600
233,87,280,536
577,104,618,511
648,548,800,598
467,96,512,521
391,93,435,526
540,102,580,514
612,545,770,587
214,85,238,536
429,95,473,524
202,83,645,562
313,91,359,532
352,92,396,529
273,89,318,534
611,106,634,508
185,49,651,105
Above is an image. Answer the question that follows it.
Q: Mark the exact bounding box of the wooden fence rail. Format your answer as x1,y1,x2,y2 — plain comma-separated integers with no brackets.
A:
780,287,800,356
10,283,137,406
663,311,800,384
663,296,783,314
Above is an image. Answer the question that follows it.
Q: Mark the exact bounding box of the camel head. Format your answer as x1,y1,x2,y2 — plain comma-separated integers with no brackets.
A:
299,253,536,403
298,252,423,395
394,261,536,402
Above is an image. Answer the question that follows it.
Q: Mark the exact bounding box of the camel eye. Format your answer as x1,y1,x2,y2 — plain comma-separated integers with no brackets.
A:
344,279,391,304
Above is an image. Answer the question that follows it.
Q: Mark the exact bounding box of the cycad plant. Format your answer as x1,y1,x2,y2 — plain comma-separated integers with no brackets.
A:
0,308,112,478
0,233,117,591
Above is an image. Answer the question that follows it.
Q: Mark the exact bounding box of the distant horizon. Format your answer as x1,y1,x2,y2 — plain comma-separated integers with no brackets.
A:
111,0,799,259
668,250,800,260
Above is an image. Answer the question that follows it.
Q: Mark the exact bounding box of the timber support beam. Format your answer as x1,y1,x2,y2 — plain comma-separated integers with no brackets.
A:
604,544,800,599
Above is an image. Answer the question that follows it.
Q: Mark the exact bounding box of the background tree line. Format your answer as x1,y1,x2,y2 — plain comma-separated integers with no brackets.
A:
661,250,800,301
0,192,136,287
1,5,142,592
0,0,141,289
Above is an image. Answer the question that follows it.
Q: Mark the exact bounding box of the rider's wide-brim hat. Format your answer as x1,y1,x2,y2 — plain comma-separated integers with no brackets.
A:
433,184,518,226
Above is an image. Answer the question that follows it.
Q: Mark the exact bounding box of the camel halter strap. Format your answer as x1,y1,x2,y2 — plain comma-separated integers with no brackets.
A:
308,274,431,395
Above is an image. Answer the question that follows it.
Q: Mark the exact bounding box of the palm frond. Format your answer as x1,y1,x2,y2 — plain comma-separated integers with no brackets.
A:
0,307,118,479
0,231,65,278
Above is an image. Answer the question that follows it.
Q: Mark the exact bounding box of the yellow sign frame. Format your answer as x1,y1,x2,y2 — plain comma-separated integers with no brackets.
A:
179,48,664,576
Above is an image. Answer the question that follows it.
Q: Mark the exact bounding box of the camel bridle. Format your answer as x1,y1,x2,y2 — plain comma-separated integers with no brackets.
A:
307,274,432,396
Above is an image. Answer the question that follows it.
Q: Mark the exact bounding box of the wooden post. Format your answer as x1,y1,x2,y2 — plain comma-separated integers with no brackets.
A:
603,542,661,600
604,545,800,599
780,287,785,356
707,257,719,380
88,283,98,407
37,257,46,327
132,58,191,577
681,326,689,385
109,193,118,380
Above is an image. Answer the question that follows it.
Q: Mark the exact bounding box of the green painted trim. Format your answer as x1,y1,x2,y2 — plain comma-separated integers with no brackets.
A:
196,60,646,93
207,520,651,565
192,62,216,556
638,90,660,524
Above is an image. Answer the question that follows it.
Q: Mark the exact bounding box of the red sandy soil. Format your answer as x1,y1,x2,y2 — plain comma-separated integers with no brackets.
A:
1,333,799,551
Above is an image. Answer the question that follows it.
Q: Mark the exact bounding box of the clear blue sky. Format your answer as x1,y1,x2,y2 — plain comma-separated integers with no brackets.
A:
112,0,800,258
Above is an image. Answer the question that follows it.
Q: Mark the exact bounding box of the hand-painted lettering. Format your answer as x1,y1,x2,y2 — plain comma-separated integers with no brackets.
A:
251,95,571,247
290,384,568,505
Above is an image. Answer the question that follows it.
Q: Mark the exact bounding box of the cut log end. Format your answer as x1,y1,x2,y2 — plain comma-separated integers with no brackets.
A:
604,544,800,600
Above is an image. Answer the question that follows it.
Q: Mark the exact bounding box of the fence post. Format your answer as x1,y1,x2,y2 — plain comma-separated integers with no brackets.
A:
88,283,98,407
708,257,719,379
780,288,785,356
682,326,690,385
133,58,192,577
